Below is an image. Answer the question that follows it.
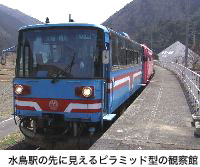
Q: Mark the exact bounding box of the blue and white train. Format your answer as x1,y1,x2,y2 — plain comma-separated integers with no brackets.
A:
13,23,152,142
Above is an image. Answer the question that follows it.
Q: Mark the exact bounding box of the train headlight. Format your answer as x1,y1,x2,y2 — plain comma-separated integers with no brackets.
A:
82,87,93,98
75,86,94,98
15,85,23,95
14,84,31,95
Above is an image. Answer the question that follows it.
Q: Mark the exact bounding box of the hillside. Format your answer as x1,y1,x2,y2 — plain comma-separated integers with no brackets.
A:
0,4,42,56
103,0,200,53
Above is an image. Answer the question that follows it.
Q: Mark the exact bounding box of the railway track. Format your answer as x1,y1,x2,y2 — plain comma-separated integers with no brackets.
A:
35,147,41,150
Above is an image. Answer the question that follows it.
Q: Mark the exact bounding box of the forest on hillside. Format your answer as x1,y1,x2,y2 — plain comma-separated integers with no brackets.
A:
0,4,42,56
103,0,200,55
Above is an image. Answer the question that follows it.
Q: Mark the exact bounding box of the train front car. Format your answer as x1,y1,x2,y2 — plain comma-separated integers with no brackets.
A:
14,23,109,143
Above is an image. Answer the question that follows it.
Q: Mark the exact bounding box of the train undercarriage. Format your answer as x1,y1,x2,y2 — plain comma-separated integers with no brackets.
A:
18,114,102,149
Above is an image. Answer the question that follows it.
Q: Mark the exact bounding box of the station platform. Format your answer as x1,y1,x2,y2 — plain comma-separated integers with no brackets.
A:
90,66,200,150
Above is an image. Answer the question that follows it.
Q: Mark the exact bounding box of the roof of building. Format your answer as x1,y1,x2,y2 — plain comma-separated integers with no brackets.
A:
158,41,199,67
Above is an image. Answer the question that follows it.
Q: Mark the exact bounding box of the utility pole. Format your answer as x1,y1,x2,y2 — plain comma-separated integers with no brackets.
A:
193,31,196,49
185,0,189,67
150,28,153,50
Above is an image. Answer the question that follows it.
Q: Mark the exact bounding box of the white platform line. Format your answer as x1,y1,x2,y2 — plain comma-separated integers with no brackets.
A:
0,117,13,125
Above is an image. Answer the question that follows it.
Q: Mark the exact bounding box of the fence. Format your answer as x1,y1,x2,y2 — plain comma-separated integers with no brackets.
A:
161,62,200,115
160,61,200,135
158,62,200,125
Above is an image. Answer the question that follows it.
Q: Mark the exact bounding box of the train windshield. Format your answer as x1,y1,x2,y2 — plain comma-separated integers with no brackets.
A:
16,28,103,79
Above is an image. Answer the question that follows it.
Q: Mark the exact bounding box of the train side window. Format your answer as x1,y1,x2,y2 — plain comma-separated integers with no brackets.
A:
139,54,142,64
133,51,136,64
115,36,120,65
139,53,141,64
126,49,131,65
111,32,142,70
140,53,143,63
131,50,135,65
17,45,23,76
126,49,129,65
125,40,129,65
135,51,139,64
111,33,119,66
24,46,29,76
129,50,133,65
118,37,126,66
120,48,126,65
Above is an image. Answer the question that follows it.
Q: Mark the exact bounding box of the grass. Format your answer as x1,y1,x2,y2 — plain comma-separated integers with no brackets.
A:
0,111,12,118
0,131,24,150
0,109,13,120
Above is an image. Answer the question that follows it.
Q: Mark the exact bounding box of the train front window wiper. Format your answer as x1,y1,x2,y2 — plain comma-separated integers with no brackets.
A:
50,54,75,83
50,67,72,83
64,53,75,74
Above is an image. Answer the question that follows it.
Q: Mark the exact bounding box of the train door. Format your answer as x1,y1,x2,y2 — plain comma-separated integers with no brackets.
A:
101,33,116,121
107,32,116,115
148,56,152,79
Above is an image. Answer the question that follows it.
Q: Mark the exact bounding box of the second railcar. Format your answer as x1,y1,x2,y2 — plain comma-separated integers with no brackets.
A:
141,44,154,84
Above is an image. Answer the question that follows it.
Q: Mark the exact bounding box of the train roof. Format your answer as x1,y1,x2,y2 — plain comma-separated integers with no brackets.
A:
19,23,109,33
19,23,140,47
141,44,153,56
108,28,140,47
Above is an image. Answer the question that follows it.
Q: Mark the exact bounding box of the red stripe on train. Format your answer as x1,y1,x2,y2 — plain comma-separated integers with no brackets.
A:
16,106,35,111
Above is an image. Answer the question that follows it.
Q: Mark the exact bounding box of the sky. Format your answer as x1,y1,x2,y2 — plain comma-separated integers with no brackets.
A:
0,0,133,24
